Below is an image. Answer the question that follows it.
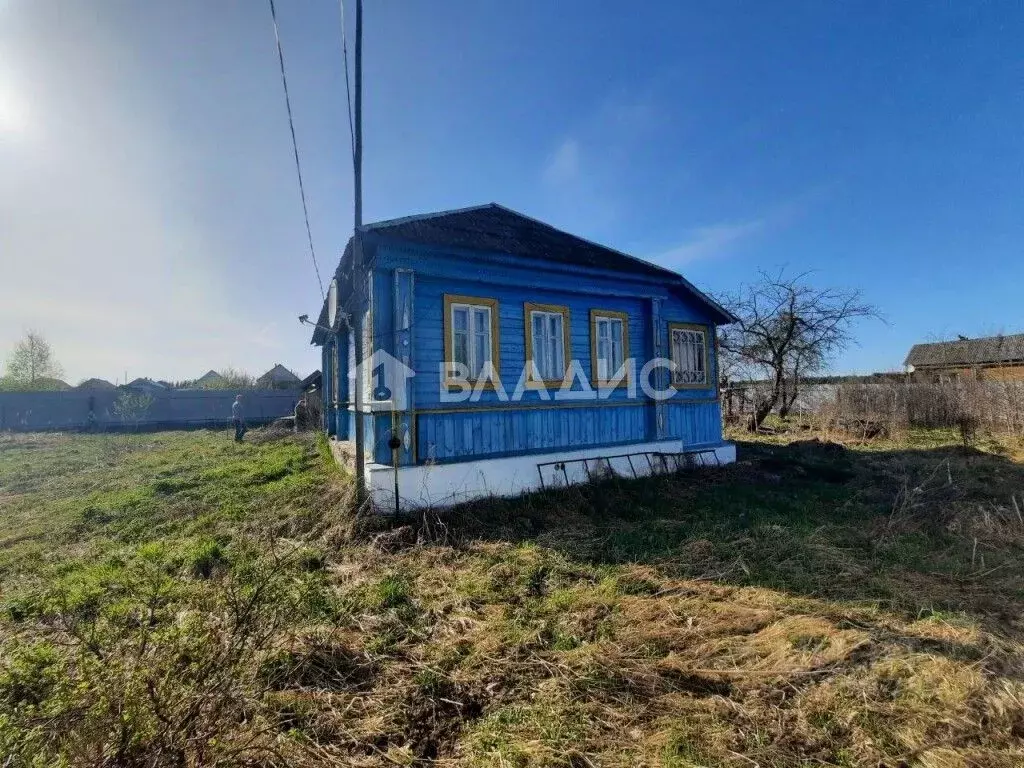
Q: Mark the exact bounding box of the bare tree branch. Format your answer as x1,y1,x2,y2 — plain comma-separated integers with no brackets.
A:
716,270,879,429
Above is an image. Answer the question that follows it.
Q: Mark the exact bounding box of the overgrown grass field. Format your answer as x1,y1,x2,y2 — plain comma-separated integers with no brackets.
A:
1,428,1022,766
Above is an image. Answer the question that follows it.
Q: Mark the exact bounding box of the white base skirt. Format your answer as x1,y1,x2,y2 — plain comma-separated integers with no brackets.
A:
362,440,737,512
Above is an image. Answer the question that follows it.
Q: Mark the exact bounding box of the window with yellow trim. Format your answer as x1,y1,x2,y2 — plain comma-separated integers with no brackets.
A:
590,309,629,385
524,302,570,384
668,322,709,387
443,294,499,382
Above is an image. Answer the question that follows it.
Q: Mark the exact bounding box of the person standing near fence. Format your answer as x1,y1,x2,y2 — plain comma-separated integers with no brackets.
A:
231,394,247,442
293,395,309,433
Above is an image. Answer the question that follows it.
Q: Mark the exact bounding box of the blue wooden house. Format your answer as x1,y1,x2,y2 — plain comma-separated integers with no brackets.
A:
310,204,736,508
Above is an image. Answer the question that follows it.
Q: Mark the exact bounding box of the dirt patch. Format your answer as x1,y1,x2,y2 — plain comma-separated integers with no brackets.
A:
260,634,376,692
403,683,485,760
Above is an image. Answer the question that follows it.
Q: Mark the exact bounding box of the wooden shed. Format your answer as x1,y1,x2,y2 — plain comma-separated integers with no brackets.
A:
904,334,1024,382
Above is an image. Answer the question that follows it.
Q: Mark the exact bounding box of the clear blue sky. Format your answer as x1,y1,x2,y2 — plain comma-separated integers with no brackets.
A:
2,1,1022,382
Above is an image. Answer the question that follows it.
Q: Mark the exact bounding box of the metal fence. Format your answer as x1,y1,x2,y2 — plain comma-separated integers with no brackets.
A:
0,389,301,432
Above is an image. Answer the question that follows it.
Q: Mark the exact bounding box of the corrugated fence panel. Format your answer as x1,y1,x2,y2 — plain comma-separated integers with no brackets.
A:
0,390,300,432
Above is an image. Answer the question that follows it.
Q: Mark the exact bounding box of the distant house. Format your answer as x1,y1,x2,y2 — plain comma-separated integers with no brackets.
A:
904,333,1024,382
125,377,168,393
76,378,116,391
310,203,737,509
256,364,301,390
193,370,227,388
33,377,72,391
301,370,322,393
301,370,323,414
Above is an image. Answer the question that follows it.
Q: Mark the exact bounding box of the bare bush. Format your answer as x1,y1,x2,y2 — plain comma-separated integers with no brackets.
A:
819,379,1024,438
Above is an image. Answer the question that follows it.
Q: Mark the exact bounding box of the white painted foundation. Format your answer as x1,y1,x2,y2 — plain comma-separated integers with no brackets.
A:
363,440,736,511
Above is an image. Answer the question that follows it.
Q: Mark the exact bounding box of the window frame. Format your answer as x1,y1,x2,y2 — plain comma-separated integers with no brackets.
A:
524,302,572,387
443,294,500,387
668,322,711,390
589,309,630,388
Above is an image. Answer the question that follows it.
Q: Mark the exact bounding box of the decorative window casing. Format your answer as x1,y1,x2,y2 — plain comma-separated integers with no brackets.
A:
590,310,629,386
668,322,710,388
443,294,500,384
524,303,571,385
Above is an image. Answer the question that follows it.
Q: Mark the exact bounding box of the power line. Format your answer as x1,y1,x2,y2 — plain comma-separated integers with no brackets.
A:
338,0,356,164
268,0,325,300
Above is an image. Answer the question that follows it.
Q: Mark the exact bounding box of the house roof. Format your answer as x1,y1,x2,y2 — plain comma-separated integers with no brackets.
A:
33,377,71,391
195,370,225,384
904,333,1024,368
301,370,322,391
76,378,116,390
365,203,681,278
257,364,301,386
311,204,735,344
125,377,167,390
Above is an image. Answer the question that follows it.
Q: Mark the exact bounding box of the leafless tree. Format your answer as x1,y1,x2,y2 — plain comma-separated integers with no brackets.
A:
717,271,878,430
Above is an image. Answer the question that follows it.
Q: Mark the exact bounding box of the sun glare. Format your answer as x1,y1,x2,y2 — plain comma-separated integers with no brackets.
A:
0,76,29,136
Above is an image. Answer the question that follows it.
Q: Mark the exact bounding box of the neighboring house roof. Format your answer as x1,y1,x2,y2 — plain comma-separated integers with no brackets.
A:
257,364,301,388
310,203,736,344
194,370,226,385
301,370,322,391
904,333,1024,368
76,378,116,390
32,377,71,391
125,377,167,391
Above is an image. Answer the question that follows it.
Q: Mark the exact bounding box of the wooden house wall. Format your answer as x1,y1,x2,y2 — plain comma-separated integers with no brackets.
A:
350,242,725,465
913,364,1024,383
981,364,1024,382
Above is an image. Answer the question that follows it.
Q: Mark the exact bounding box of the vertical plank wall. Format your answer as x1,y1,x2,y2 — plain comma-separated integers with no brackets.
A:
360,243,725,466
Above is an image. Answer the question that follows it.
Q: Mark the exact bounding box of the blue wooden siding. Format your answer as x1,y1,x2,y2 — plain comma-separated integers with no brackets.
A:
660,293,720,389
414,399,720,463
663,400,722,446
392,269,415,465
416,403,649,463
324,241,726,466
409,274,655,408
321,343,334,434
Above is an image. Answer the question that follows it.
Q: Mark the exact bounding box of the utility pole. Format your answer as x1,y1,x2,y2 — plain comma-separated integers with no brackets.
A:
351,0,366,497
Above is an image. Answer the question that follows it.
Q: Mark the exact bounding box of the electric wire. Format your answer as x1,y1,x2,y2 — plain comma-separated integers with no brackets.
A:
268,0,325,300
338,0,356,164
